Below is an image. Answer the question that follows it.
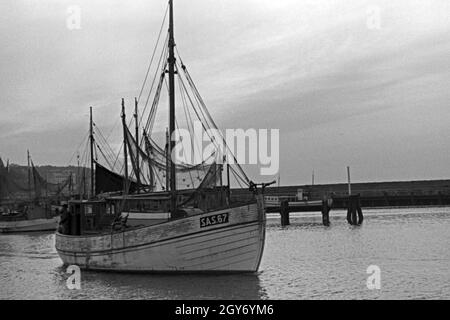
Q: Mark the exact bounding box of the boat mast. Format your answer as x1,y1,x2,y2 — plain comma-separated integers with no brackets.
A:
69,172,73,196
134,98,141,193
168,0,177,211
45,172,48,199
77,153,82,200
226,160,231,202
27,149,31,199
89,106,95,197
121,99,129,194
165,128,170,191
82,167,86,199
143,129,154,191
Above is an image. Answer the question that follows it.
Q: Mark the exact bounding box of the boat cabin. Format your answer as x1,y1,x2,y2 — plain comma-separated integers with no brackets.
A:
62,186,231,236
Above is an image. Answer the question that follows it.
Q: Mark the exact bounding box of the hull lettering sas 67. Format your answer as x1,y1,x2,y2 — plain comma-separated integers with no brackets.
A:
200,213,229,228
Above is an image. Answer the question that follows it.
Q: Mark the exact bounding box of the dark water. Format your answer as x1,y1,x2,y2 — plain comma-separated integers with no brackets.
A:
1,207,449,300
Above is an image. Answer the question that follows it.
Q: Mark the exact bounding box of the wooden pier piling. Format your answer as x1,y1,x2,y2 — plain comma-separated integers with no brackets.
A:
345,166,363,225
322,197,332,226
347,194,363,226
278,198,333,227
280,200,290,226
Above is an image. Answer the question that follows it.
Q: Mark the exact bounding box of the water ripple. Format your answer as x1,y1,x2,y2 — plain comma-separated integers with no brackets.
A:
0,207,449,299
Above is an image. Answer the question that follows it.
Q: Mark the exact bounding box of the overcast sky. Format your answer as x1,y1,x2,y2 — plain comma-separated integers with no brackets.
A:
1,0,449,185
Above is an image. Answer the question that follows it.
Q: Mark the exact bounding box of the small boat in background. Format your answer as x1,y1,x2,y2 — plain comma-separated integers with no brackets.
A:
0,152,66,233
0,204,59,233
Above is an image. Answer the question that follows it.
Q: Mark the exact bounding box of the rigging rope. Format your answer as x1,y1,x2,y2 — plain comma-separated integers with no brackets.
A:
66,130,90,166
137,3,169,105
177,53,250,185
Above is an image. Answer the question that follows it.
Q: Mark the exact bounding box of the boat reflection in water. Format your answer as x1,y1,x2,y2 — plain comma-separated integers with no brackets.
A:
56,266,268,300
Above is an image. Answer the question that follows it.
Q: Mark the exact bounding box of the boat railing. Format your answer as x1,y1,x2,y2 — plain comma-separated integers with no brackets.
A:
60,187,258,235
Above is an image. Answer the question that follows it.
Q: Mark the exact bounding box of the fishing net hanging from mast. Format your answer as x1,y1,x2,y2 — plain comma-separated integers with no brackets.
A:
124,124,220,192
0,159,31,197
31,161,72,198
127,14,252,194
92,3,251,196
0,156,72,200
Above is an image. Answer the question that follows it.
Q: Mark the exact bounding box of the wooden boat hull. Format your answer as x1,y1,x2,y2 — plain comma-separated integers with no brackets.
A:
0,217,59,233
55,197,266,273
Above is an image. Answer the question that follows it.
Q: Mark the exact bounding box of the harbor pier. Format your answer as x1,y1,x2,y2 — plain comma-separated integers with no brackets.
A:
230,179,450,225
232,179,450,209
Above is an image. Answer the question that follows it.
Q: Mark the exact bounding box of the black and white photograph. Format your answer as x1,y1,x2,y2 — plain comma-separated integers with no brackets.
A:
0,0,449,308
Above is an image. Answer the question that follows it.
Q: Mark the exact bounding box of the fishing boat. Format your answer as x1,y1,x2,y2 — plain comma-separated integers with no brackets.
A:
0,152,64,233
55,0,271,273
0,205,59,233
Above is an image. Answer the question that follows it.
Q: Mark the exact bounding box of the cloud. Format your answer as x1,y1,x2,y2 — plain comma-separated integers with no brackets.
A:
0,0,449,184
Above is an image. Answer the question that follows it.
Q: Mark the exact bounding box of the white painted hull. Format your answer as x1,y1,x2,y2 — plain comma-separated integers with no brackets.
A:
0,217,59,233
56,196,266,273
